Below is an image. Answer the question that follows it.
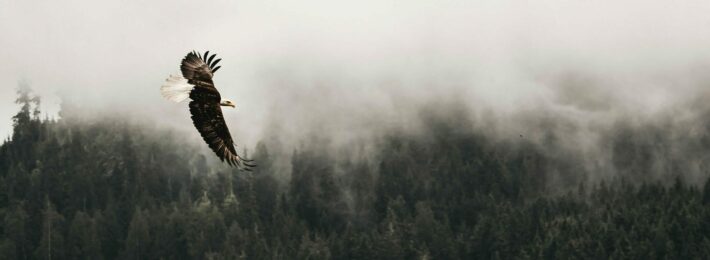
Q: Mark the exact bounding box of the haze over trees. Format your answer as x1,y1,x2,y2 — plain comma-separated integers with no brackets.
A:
1,87,710,259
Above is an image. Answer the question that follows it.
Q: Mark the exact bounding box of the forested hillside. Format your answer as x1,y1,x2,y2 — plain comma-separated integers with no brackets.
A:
2,87,710,259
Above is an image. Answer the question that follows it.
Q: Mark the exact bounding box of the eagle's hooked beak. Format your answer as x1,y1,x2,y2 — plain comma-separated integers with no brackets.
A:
220,100,236,108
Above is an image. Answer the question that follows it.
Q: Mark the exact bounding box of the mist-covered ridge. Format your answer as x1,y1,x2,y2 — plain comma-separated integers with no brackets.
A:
2,87,710,258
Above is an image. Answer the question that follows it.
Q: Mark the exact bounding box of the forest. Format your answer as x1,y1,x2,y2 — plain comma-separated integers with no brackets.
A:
2,86,710,259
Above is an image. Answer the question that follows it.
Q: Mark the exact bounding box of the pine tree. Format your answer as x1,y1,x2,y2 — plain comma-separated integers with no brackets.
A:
124,208,150,260
35,198,65,260
67,211,102,259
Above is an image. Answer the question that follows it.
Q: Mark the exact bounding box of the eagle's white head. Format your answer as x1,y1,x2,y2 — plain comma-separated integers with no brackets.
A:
220,99,236,108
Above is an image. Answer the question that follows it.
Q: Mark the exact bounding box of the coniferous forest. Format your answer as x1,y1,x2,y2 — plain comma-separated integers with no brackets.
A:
2,87,710,260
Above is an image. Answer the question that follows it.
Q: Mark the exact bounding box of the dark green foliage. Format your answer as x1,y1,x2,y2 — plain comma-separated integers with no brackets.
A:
1,89,710,259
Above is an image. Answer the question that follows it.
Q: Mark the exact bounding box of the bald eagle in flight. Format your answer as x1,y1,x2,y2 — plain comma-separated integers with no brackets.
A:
160,51,255,170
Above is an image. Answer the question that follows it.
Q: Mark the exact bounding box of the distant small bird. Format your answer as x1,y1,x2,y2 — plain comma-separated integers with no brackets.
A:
161,51,255,170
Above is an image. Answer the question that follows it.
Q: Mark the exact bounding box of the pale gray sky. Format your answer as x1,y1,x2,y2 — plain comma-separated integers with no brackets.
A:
2,0,710,146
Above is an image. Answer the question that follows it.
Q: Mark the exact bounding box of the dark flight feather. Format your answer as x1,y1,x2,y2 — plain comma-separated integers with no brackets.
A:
179,51,254,169
210,58,222,69
207,54,217,66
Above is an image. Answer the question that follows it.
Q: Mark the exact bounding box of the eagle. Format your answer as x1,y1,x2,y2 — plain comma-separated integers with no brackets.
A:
160,51,255,170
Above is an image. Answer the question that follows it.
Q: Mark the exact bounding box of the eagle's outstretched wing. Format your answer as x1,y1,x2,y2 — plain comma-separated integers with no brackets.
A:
181,51,254,169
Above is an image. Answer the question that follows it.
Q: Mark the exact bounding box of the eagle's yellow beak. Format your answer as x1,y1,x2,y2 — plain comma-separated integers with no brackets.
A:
220,100,236,108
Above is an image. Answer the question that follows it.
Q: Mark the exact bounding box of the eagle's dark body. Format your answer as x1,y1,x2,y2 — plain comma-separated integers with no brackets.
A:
168,51,254,169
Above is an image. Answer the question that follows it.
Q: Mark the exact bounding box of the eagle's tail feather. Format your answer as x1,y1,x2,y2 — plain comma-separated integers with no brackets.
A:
161,74,194,103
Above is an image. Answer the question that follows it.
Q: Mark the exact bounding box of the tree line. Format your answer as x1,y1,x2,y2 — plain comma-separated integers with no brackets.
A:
1,87,710,259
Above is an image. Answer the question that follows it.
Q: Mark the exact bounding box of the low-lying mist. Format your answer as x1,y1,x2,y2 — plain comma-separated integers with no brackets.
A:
4,0,710,191
49,60,710,193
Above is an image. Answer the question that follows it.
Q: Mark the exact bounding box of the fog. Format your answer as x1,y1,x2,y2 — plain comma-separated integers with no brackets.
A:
2,0,710,184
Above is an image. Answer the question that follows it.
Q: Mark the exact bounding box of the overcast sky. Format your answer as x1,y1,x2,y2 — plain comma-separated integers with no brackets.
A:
2,0,710,146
